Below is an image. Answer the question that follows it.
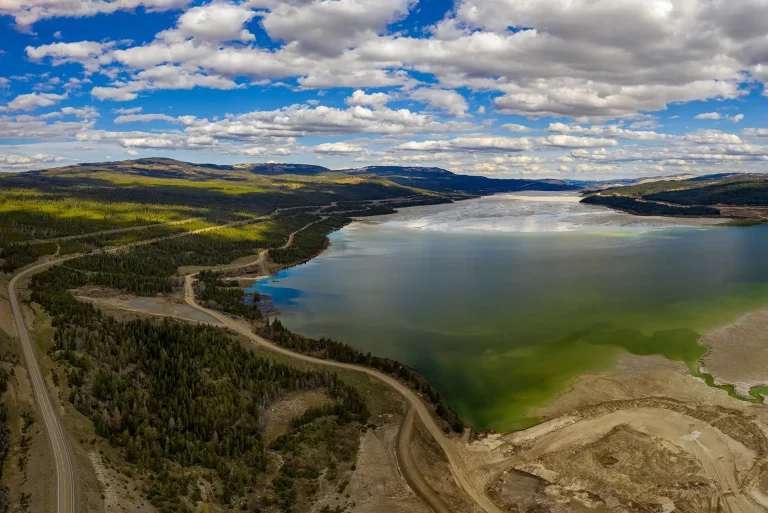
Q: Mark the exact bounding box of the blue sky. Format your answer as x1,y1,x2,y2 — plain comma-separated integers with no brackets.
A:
1,0,768,178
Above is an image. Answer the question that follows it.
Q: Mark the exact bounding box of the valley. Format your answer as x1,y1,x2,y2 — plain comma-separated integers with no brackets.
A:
1,159,768,513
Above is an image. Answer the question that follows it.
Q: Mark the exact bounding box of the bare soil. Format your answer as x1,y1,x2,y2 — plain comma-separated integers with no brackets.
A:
76,292,221,325
700,308,768,396
263,389,332,441
474,353,768,513
411,419,485,513
314,415,431,513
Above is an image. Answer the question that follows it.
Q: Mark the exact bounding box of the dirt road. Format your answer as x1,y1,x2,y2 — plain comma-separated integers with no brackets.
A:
5,213,271,513
396,408,454,513
183,273,503,513
23,216,203,245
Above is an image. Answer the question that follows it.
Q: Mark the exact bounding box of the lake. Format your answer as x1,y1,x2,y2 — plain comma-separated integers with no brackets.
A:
248,193,768,432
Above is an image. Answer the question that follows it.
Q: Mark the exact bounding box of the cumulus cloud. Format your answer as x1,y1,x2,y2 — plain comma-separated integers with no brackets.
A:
0,152,65,170
182,104,475,141
258,0,416,57
1,92,67,111
3,0,189,29
502,123,533,133
546,122,670,141
113,106,143,115
113,113,178,124
397,134,616,153
410,88,470,117
167,2,257,43
743,128,768,138
313,142,367,154
695,112,722,120
26,41,110,65
92,65,240,101
345,90,391,107
0,112,92,140
11,0,768,177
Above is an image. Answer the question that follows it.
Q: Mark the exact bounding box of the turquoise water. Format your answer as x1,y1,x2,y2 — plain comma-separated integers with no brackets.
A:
248,193,768,432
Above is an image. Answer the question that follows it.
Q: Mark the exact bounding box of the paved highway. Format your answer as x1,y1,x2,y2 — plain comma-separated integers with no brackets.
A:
9,259,76,513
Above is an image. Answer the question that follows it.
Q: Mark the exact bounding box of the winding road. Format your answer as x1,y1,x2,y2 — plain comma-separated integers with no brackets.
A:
8,211,503,513
5,213,273,513
183,271,503,513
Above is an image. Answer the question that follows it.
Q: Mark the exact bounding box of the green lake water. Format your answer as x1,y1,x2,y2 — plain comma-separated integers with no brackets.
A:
249,193,768,432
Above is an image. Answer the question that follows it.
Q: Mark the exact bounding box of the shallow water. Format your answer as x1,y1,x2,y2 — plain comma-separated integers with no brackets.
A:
249,193,768,432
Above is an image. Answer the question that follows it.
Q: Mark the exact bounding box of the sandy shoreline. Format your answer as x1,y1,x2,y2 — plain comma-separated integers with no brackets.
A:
699,307,768,397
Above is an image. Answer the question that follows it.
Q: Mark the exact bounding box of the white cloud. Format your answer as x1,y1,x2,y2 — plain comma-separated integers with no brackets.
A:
92,65,240,101
161,2,257,43
397,134,616,153
683,129,743,145
26,41,108,62
60,106,99,119
114,113,178,124
183,104,475,141
345,90,391,107
3,0,190,29
729,113,744,123
695,112,722,120
0,113,93,140
313,142,367,154
258,0,416,57
0,152,65,170
1,92,67,112
410,88,470,117
502,123,533,133
546,122,670,141
113,106,143,115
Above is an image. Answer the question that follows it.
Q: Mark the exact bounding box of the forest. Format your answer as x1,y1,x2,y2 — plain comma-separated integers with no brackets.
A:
583,173,768,213
260,318,463,433
30,272,369,511
195,270,262,321
0,157,486,511
581,194,721,217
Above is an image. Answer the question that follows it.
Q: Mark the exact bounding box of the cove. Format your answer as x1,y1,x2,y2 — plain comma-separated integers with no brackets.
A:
248,193,768,432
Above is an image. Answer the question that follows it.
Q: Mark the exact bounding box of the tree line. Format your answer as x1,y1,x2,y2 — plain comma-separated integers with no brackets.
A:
30,274,369,508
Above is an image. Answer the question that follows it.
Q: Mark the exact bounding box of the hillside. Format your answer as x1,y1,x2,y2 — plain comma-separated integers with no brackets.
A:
342,165,578,194
581,173,768,219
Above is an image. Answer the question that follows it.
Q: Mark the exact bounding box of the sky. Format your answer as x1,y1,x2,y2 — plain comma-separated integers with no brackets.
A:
1,0,768,179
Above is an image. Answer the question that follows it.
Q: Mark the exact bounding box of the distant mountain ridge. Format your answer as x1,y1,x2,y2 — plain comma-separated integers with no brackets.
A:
32,158,580,195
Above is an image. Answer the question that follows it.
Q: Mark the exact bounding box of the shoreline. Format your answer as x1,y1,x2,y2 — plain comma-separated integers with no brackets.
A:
251,201,768,436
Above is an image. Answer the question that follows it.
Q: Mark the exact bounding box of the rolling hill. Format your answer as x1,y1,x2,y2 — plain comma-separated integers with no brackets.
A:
581,173,768,219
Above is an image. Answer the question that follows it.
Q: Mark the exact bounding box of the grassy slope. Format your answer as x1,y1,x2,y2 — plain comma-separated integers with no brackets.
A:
1,157,469,512
581,173,768,217
0,158,442,272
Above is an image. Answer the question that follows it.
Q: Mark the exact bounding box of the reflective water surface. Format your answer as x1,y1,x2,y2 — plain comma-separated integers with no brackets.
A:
249,193,768,431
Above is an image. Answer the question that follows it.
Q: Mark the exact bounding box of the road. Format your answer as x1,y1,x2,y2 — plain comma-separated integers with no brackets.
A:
183,218,503,513
5,213,273,513
10,210,502,513
21,216,203,246
9,260,76,513
183,273,503,513
396,407,453,513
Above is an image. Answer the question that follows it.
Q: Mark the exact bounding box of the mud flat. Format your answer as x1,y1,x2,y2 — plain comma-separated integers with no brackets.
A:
700,308,768,397
452,354,768,513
